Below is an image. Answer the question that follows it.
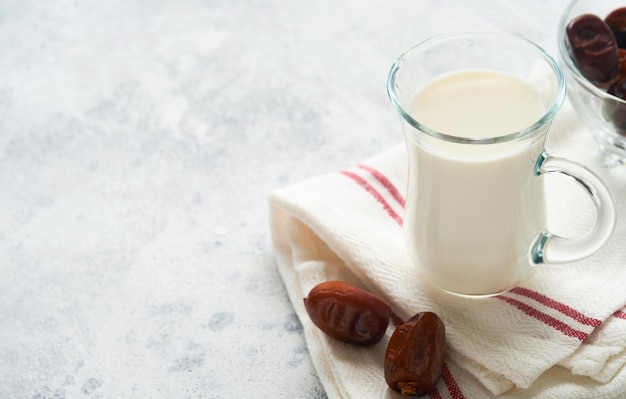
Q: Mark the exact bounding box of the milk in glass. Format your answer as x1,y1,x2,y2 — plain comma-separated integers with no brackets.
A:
405,70,547,295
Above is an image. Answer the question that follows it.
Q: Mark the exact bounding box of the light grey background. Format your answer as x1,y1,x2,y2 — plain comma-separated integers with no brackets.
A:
0,1,566,397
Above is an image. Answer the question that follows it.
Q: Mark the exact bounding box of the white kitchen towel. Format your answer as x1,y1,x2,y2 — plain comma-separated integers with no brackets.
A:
269,100,626,398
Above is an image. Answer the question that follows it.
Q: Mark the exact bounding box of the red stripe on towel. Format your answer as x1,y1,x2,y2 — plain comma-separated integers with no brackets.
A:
510,287,601,327
340,170,402,225
442,364,466,399
429,389,443,399
613,309,626,320
357,164,406,208
497,296,589,341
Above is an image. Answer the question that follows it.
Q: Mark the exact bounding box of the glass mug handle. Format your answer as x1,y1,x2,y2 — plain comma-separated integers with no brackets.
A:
531,151,616,264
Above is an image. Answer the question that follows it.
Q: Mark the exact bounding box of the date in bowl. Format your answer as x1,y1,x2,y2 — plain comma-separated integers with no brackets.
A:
558,0,626,166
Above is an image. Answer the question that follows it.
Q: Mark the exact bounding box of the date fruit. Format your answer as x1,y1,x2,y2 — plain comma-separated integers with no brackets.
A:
606,7,626,49
618,48,626,75
384,312,446,396
566,13,619,85
303,281,390,346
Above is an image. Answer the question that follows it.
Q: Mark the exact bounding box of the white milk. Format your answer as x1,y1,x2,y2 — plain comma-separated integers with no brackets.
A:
404,70,548,295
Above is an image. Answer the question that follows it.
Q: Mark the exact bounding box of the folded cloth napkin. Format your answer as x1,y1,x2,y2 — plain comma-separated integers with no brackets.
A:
269,100,626,399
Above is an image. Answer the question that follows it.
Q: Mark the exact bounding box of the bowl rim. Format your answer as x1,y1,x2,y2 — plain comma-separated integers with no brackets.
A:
557,0,626,105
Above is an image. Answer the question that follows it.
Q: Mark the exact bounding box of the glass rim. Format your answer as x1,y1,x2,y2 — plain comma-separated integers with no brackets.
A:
386,31,567,145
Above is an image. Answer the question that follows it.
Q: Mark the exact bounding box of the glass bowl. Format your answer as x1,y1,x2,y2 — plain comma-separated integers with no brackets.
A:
557,0,626,166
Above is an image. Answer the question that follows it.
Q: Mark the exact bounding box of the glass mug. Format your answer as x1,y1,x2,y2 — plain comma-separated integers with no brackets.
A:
387,32,616,297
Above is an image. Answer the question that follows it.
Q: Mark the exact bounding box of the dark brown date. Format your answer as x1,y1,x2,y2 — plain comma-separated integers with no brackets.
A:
566,14,619,85
384,312,446,396
303,281,390,346
606,7,626,49
618,48,626,75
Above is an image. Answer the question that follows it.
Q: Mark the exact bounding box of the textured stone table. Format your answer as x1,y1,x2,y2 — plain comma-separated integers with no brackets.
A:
0,1,566,397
